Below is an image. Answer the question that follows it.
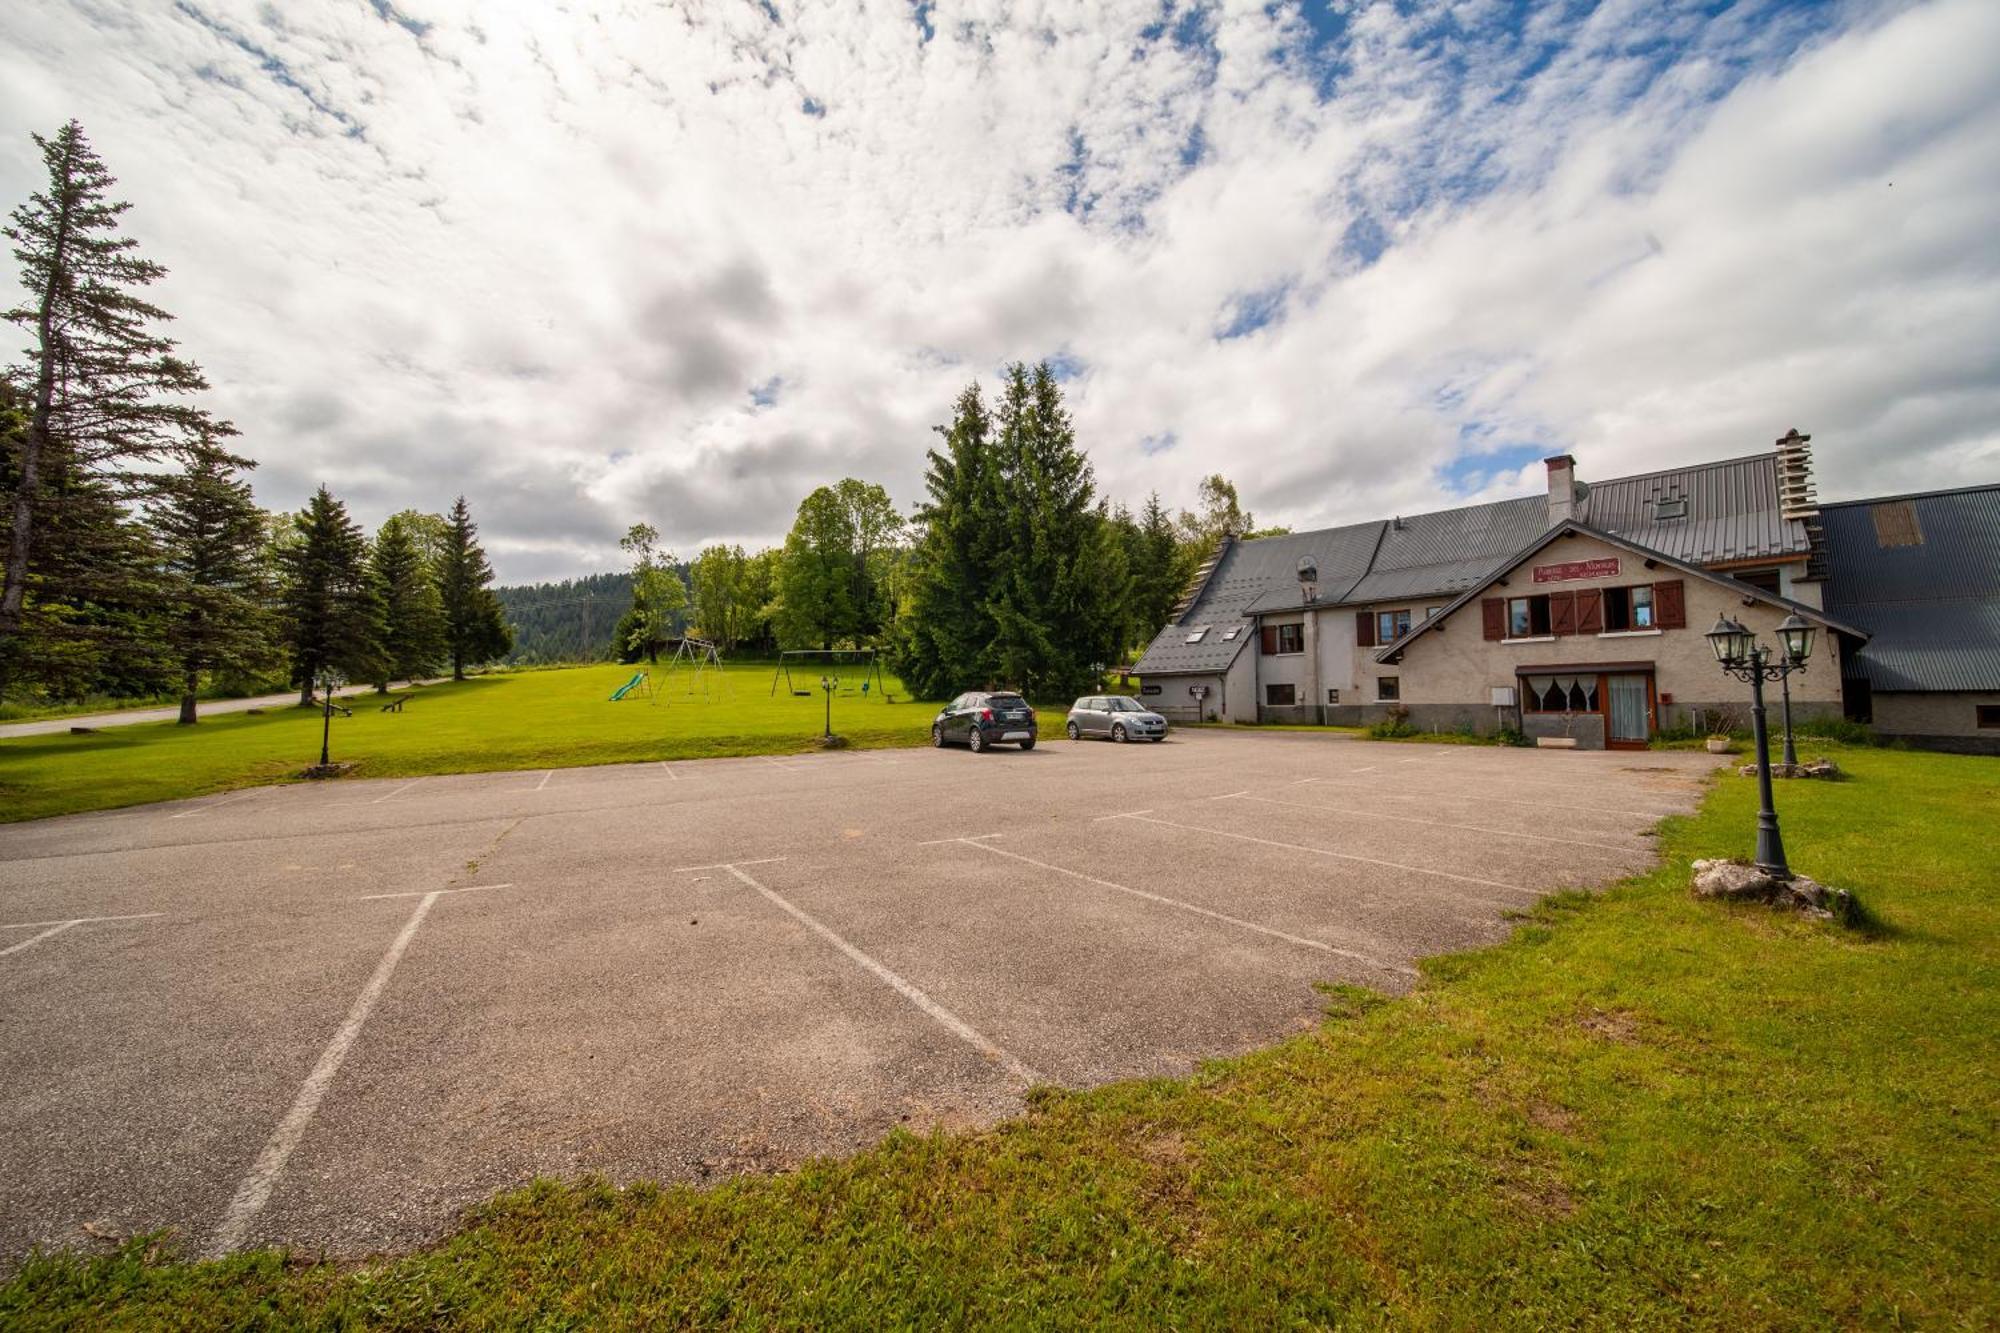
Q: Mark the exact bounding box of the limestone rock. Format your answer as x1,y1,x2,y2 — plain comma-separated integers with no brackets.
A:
1736,758,1842,780
1691,858,1853,922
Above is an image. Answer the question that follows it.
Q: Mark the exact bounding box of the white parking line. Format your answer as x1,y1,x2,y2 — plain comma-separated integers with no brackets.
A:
211,889,440,1254
671,856,787,872
658,761,682,781
370,779,423,805
354,883,513,902
0,912,164,958
946,837,1415,978
535,770,554,791
1349,766,1376,773
1092,809,1153,822
169,791,259,820
1219,791,1640,854
698,860,1040,1085
1103,812,1542,898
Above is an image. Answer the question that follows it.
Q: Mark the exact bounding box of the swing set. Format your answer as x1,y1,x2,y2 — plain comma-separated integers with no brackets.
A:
768,649,888,701
609,637,728,704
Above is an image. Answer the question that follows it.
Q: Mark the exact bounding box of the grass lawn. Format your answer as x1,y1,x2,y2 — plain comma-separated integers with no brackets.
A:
4,743,1996,1327
0,663,1065,823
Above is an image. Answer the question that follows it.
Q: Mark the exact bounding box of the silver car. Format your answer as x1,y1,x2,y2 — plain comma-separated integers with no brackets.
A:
1065,695,1168,743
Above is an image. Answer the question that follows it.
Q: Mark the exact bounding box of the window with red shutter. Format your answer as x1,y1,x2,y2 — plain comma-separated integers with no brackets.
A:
1550,591,1577,636
1356,611,1376,648
1575,589,1603,634
1653,579,1686,629
1260,625,1279,655
1481,598,1504,641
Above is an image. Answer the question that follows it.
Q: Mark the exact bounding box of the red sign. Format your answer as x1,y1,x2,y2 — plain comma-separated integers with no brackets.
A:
1533,557,1619,584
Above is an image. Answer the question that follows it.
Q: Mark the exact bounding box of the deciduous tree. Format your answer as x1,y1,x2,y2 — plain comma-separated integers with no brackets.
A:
617,521,684,664
775,486,859,651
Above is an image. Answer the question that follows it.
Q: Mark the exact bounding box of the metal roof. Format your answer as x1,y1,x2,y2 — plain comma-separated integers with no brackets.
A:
1342,495,1549,603
1821,484,2000,692
1576,453,1813,566
1131,618,1255,676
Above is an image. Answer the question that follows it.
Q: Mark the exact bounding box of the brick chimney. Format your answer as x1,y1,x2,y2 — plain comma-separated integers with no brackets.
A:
1545,454,1579,526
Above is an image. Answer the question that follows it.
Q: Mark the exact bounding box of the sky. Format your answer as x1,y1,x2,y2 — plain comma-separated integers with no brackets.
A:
3,0,1997,584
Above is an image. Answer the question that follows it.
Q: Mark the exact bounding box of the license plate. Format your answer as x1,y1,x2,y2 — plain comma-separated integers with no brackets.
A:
1001,730,1031,741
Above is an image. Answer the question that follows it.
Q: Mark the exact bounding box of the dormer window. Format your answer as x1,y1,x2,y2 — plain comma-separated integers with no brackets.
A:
1185,626,1209,643
1651,496,1688,520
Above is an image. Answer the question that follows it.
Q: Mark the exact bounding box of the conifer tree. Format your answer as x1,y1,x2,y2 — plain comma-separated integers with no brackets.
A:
2,122,217,677
437,496,512,678
893,382,1005,699
371,512,446,689
153,433,275,722
1129,490,1188,645
278,485,385,704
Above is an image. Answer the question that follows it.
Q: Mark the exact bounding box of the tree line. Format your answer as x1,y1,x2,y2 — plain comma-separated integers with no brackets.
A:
0,122,510,720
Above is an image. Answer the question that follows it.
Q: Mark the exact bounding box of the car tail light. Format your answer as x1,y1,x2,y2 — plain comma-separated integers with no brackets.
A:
980,708,993,722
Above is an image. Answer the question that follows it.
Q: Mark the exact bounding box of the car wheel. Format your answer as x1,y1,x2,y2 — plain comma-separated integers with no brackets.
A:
968,727,985,753
932,724,945,747
1020,737,1035,750
1066,721,1080,740
1112,724,1127,743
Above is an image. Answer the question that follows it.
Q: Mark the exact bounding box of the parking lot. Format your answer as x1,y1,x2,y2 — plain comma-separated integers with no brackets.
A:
0,730,1719,1262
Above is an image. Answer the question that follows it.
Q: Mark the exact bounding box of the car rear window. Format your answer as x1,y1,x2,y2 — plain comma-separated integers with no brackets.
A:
989,694,1027,707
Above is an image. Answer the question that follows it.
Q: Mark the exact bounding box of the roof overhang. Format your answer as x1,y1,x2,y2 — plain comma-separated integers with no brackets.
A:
1371,520,1870,665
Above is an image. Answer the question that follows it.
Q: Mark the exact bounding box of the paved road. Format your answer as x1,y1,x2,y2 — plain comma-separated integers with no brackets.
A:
0,681,440,739
0,731,1719,1264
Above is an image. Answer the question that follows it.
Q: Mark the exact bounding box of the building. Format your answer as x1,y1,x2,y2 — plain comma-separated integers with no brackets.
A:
1820,483,2000,754
1135,432,1871,748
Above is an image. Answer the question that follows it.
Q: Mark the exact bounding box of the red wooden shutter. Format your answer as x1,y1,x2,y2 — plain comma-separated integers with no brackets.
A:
1653,579,1686,629
1480,598,1505,641
1260,625,1279,655
1575,588,1603,634
1356,611,1376,648
1550,591,1577,636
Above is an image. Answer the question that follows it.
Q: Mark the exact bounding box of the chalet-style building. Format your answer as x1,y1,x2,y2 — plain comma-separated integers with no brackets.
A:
1136,432,1877,749
1820,483,2000,754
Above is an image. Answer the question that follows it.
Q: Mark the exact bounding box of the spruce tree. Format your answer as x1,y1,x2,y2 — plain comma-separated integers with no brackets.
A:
893,382,1005,699
437,496,512,678
153,433,275,722
279,485,385,704
2,122,216,680
371,513,446,689
1130,491,1188,644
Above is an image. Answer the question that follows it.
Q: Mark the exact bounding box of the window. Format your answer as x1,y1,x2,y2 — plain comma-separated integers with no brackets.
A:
1735,567,1782,595
1327,688,1340,704
1507,595,1552,638
1185,626,1208,643
1603,585,1655,631
1106,697,1142,712
1221,625,1242,641
1376,676,1400,702
1376,609,1412,643
1264,623,1304,655
1523,674,1600,713
1651,496,1688,520
1979,705,2000,730
1425,606,1442,620
1265,683,1297,706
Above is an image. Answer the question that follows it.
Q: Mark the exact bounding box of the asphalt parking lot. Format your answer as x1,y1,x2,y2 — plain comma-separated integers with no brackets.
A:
0,730,1719,1263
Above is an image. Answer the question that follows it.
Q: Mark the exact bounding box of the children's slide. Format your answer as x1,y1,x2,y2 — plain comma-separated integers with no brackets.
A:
609,671,648,702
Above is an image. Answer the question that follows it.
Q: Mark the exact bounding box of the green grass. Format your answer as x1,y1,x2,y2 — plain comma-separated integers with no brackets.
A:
5,743,1995,1328
0,664,1064,823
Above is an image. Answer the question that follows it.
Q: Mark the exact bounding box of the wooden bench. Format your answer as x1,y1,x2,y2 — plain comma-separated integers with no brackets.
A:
380,697,407,713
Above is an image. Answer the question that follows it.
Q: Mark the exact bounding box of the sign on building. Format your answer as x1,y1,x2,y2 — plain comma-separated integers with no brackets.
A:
1533,557,1619,584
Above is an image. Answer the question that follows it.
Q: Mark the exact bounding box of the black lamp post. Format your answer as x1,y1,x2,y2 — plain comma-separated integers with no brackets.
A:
819,674,833,739
318,670,341,768
1773,612,1816,768
1705,614,1816,881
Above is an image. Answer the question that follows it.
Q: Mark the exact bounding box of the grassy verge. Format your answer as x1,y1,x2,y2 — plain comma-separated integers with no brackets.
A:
0,664,1068,822
5,744,1995,1327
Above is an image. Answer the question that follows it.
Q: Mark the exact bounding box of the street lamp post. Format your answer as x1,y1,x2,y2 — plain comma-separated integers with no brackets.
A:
819,674,833,739
318,670,343,768
1705,614,1817,881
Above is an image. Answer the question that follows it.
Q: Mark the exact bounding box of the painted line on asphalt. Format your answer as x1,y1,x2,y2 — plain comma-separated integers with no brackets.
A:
354,882,513,902
671,856,787,872
915,834,1003,846
1219,791,1640,854
535,770,554,791
1092,809,1153,822
1298,777,1680,819
1349,766,1376,773
169,791,259,820
211,889,440,1255
946,837,1415,978
708,860,1041,1086
370,779,424,805
1102,812,1542,898
0,912,164,958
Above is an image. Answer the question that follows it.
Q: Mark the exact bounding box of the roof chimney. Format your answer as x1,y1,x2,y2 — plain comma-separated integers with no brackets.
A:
1545,454,1579,526
1774,428,1818,519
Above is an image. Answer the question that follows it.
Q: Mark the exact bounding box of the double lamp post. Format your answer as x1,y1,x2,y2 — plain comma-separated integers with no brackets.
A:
1704,611,1817,882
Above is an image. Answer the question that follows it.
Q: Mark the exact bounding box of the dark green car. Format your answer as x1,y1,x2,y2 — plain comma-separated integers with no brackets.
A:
932,691,1038,751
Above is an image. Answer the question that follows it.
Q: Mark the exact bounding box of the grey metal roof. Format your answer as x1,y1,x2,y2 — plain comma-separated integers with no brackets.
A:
1132,618,1255,675
1342,495,1549,603
1578,453,1813,565
1821,484,2000,692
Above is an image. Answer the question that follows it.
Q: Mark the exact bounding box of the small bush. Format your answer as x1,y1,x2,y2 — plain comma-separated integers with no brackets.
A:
1367,703,1416,739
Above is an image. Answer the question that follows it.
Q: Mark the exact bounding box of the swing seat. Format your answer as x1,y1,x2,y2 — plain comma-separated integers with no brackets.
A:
792,690,812,697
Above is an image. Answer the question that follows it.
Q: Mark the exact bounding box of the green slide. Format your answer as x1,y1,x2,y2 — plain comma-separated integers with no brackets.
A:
609,671,647,702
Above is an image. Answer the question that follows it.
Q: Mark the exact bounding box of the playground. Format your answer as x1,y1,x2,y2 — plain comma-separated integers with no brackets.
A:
0,660,1037,823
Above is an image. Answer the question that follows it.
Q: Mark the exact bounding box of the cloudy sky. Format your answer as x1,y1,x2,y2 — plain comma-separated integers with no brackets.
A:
4,0,1996,583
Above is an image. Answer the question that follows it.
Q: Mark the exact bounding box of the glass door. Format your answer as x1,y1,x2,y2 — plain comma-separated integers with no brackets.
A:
1606,673,1652,747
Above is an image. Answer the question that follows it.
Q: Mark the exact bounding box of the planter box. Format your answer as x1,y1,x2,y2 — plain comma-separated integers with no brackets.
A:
1705,738,1733,754
1536,736,1578,749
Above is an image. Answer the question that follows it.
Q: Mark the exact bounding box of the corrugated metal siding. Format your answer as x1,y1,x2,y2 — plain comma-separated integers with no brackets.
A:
1580,454,1811,564
1822,485,2000,692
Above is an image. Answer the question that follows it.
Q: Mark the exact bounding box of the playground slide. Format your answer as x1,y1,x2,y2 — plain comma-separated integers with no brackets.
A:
609,671,647,702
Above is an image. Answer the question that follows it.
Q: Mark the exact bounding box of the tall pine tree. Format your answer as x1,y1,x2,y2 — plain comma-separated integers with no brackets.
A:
371,512,446,689
279,486,384,703
153,433,275,723
2,122,217,690
437,496,511,679
893,382,1005,699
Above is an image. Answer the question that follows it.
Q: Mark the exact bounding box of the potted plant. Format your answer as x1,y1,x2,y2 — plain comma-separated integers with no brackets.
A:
1705,733,1734,754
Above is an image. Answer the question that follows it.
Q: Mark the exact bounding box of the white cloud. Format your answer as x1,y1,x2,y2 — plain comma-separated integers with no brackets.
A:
2,0,1993,581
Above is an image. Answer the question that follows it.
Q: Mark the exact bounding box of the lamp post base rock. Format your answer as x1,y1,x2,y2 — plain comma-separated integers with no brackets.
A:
1736,758,1842,780
1691,858,1852,922
300,762,358,780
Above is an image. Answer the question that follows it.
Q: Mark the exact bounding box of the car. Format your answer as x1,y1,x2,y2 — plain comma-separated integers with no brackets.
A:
932,691,1038,751
1065,695,1169,743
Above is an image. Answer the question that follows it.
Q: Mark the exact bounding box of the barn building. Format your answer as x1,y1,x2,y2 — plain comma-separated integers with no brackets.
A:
1135,432,1877,749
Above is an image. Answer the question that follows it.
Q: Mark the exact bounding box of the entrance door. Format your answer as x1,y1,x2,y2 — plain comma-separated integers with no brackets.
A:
1606,673,1653,748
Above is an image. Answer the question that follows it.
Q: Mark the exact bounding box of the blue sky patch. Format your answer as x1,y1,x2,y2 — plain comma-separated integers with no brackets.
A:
1140,431,1178,457
1438,440,1545,496
1215,284,1289,341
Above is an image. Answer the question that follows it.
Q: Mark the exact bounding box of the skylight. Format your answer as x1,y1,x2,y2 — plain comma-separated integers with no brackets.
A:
1221,626,1242,640
1185,626,1209,643
1652,496,1688,520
